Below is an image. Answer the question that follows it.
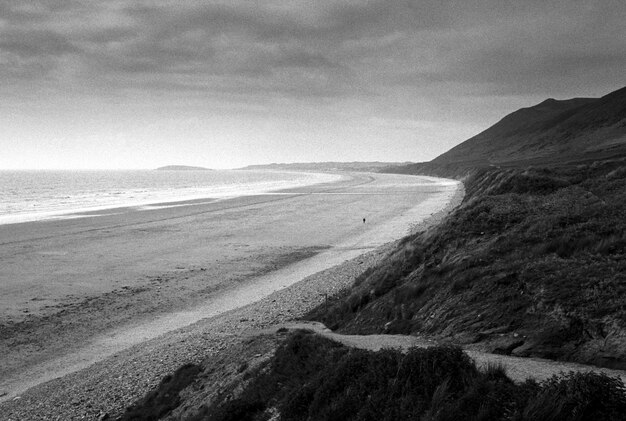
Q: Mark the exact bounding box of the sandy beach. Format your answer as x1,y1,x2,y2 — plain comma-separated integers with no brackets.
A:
0,172,462,417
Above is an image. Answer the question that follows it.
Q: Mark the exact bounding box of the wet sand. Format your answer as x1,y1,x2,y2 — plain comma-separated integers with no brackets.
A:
0,172,461,404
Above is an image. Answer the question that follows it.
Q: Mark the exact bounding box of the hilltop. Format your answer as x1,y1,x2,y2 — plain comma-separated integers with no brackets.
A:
389,86,626,178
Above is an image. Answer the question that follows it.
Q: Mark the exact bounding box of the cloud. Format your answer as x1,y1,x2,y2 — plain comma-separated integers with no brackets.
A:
0,1,624,102
368,2,626,97
0,29,79,57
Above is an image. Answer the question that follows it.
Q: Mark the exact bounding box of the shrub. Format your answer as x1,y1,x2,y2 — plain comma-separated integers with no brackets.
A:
192,333,626,421
488,172,570,196
121,363,201,421
512,372,626,421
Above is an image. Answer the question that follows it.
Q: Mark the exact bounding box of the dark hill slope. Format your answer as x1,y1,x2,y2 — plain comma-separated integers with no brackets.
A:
311,88,626,368
389,86,626,177
438,97,597,165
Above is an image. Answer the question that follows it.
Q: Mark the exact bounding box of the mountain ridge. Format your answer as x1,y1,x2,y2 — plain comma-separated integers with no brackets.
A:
387,86,626,177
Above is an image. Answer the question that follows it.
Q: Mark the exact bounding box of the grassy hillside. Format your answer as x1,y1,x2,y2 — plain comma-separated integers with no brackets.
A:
387,86,626,177
308,158,626,368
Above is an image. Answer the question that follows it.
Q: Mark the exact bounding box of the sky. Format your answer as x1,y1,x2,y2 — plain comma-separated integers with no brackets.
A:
1,1,625,170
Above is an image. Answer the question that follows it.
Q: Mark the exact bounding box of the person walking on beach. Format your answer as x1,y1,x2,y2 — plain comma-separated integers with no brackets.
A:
363,217,366,224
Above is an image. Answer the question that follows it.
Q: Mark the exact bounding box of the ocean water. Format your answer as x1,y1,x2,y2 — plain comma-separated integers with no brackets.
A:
0,170,341,225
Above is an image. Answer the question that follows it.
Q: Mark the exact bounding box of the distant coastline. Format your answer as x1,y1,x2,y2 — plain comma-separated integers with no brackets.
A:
239,161,411,172
0,170,338,226
155,165,211,171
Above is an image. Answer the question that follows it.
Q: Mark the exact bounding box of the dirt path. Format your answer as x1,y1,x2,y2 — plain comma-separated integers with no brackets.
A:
274,321,626,384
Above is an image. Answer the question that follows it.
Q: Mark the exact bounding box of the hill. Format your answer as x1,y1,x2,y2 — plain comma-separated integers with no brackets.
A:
305,87,626,369
388,86,626,177
155,165,211,171
309,159,626,369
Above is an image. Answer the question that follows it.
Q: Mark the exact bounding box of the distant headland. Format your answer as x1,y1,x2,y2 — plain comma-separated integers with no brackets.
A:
155,165,211,171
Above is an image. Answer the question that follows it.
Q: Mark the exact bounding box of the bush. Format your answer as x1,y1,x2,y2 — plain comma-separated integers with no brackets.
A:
193,333,626,421
121,363,201,421
512,372,626,421
489,172,570,196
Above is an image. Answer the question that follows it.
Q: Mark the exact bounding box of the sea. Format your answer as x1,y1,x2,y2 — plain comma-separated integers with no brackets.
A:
0,169,341,225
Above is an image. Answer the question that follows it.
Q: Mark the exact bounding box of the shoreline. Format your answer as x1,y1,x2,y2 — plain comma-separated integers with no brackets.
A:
0,173,463,418
0,172,373,323
0,169,344,226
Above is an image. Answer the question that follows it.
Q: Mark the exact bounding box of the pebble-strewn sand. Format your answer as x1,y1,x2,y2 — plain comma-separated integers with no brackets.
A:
0,173,463,420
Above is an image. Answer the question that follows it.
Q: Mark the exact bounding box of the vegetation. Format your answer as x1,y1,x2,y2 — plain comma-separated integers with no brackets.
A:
307,158,626,368
119,363,202,421
192,331,626,421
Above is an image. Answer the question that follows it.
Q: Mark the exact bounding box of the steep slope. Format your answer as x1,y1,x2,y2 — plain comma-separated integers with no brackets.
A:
309,158,626,369
312,87,626,369
436,97,597,165
388,86,626,177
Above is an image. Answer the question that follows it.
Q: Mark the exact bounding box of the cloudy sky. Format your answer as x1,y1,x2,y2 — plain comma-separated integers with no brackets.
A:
1,1,625,169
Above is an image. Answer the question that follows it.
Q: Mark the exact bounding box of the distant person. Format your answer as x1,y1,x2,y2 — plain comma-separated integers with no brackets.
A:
363,218,366,224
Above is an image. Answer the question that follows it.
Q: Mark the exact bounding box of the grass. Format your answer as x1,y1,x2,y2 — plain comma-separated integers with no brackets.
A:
119,363,201,421
191,331,626,420
306,157,626,368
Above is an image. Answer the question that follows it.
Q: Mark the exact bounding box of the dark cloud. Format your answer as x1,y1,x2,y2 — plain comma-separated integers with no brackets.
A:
0,1,624,101
383,39,626,97
126,2,395,43
0,29,79,57
0,2,50,23
82,27,138,44
395,49,626,83
126,76,365,99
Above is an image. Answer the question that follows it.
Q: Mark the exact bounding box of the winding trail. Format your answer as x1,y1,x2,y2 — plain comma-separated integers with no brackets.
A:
273,321,626,384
